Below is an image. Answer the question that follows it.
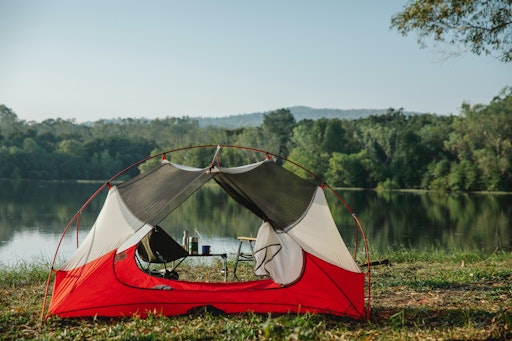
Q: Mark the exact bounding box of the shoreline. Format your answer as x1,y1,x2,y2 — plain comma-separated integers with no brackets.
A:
2,178,512,195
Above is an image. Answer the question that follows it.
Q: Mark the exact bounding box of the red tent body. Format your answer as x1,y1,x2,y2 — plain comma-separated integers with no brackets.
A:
46,153,369,320
49,246,364,318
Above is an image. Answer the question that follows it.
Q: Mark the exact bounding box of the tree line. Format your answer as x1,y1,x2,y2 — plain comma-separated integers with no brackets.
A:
1,87,511,192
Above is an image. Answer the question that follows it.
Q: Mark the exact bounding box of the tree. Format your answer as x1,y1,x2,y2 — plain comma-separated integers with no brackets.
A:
287,119,331,180
390,129,426,188
321,118,347,154
355,109,408,178
327,150,376,188
0,105,24,147
445,87,512,190
391,0,512,62
262,108,296,159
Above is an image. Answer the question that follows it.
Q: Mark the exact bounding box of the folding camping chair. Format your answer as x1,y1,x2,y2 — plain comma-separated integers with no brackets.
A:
232,236,256,280
136,226,188,279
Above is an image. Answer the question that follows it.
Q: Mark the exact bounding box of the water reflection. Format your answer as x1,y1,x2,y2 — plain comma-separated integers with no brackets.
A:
327,190,512,253
1,180,511,266
0,180,105,265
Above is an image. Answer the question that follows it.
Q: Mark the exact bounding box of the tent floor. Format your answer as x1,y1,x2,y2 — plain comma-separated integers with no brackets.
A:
139,258,267,283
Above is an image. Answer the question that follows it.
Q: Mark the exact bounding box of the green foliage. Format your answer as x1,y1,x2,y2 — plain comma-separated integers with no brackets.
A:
376,178,401,191
328,150,376,188
443,87,512,191
262,108,296,160
286,119,331,181
391,0,512,62
0,87,511,191
0,259,49,287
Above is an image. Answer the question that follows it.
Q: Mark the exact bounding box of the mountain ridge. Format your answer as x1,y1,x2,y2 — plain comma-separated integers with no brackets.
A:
196,106,420,128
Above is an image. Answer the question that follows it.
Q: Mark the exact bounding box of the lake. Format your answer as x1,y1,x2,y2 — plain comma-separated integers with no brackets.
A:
1,180,511,266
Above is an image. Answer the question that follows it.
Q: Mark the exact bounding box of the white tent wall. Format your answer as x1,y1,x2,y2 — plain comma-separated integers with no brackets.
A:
60,187,146,271
254,187,361,285
117,222,155,255
214,160,266,174
254,221,304,285
288,187,361,273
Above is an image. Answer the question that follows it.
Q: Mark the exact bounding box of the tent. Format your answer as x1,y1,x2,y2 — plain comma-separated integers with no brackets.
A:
43,146,370,320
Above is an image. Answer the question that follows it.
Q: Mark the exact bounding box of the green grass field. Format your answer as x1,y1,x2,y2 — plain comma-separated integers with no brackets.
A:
1,249,511,340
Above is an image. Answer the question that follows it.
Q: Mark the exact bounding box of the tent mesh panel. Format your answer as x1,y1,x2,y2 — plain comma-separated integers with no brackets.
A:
117,160,318,231
117,163,212,226
214,161,317,230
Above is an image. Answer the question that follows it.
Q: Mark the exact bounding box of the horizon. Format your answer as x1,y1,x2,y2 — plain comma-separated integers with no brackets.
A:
6,105,422,124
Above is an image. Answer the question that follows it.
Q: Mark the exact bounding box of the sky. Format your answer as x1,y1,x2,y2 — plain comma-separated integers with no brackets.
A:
1,1,511,123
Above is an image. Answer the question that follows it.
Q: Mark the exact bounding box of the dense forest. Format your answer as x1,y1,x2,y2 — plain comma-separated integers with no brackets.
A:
1,87,511,192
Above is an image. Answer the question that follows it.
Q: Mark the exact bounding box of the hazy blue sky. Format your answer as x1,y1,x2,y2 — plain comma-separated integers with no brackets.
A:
1,1,511,122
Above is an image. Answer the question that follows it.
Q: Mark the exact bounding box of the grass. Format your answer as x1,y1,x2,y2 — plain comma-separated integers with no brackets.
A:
1,249,511,340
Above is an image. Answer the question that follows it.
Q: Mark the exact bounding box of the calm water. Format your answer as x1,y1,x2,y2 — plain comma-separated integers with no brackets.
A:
1,180,511,266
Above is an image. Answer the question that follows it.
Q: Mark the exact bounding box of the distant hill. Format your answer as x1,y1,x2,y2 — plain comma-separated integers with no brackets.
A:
196,106,419,128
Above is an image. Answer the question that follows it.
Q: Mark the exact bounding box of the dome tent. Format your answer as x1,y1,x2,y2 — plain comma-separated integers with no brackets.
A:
42,145,370,320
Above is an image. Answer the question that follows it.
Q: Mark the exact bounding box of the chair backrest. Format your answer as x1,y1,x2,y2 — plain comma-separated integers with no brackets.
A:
137,226,188,263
